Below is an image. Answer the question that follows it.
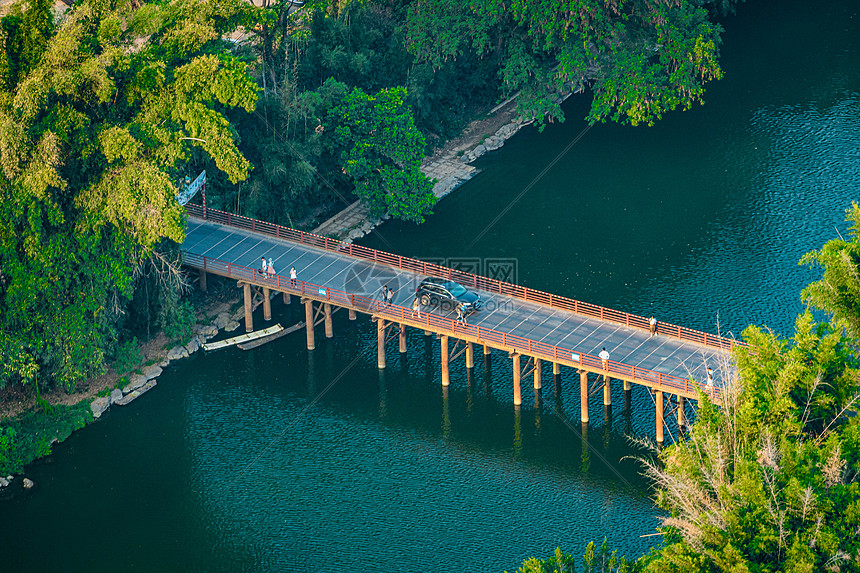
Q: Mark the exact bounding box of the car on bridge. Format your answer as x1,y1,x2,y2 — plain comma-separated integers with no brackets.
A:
416,277,482,313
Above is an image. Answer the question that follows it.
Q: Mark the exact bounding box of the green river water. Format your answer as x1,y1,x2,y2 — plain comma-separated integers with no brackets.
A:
1,1,858,571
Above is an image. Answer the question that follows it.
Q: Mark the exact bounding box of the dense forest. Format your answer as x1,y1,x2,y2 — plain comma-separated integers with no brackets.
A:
0,0,739,397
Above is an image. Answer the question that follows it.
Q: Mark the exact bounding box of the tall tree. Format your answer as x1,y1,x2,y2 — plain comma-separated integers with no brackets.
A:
318,79,435,222
0,0,258,390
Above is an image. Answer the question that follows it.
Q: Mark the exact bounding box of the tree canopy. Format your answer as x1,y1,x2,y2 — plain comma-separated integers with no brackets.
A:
0,0,258,390
406,0,730,128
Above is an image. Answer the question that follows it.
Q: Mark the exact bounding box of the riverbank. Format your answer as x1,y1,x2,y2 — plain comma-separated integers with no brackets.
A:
313,96,534,240
0,287,253,480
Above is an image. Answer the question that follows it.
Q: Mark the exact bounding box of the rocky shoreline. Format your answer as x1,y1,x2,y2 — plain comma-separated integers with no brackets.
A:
0,301,252,492
88,307,245,418
312,101,534,242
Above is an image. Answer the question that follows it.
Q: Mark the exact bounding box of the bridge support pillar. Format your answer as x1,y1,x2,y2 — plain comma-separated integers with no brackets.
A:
623,379,631,391
678,396,686,429
243,282,253,333
377,319,386,369
399,323,407,353
283,292,290,305
440,335,449,386
199,270,207,292
424,330,432,336
304,299,315,350
656,391,664,444
603,375,611,406
324,303,333,338
534,358,542,390
552,362,560,376
348,308,356,321
484,345,491,355
579,370,589,424
263,287,272,321
466,343,474,369
512,353,522,407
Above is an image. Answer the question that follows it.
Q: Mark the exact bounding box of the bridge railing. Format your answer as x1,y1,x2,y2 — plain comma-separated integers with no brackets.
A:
184,251,722,401
185,204,742,352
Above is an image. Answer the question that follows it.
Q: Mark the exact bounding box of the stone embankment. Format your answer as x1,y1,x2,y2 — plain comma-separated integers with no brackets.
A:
312,87,584,242
312,108,532,243
89,308,245,418
0,300,255,492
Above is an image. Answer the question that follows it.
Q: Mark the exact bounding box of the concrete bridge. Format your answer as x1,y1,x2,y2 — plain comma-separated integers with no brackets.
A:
181,205,738,443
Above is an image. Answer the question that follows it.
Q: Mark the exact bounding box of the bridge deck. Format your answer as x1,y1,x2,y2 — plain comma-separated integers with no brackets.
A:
181,209,734,399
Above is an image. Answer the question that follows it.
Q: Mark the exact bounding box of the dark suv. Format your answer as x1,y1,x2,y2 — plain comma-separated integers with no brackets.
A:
416,277,482,313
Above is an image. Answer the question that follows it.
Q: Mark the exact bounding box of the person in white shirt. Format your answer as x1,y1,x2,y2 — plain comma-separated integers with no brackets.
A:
599,347,610,370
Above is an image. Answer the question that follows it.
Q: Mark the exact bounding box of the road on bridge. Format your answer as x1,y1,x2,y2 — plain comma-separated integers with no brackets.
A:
182,211,735,396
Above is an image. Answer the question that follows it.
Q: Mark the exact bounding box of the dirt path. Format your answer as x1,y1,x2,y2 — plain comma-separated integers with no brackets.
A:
425,98,520,163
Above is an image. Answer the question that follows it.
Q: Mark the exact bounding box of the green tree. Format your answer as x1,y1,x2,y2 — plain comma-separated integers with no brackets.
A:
637,302,860,569
801,202,860,343
319,79,435,222
18,0,54,77
0,0,258,391
513,541,638,573
406,0,733,128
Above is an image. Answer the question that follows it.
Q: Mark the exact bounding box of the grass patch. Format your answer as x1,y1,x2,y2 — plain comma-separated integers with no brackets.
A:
0,402,93,475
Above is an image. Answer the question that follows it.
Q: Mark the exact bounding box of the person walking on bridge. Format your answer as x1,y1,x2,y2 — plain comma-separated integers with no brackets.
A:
456,303,467,325
412,296,421,319
599,347,610,370
267,258,276,278
381,285,390,307
649,316,657,336
385,285,394,307
290,266,297,287
260,256,268,277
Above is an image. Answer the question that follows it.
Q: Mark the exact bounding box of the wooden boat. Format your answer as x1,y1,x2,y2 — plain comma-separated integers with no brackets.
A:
202,324,284,351
237,321,305,350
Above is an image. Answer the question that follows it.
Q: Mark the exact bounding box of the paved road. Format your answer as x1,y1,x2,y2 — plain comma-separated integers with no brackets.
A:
183,218,731,388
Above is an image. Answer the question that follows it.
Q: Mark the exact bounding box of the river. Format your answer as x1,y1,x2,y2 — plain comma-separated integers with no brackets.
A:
2,0,858,571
